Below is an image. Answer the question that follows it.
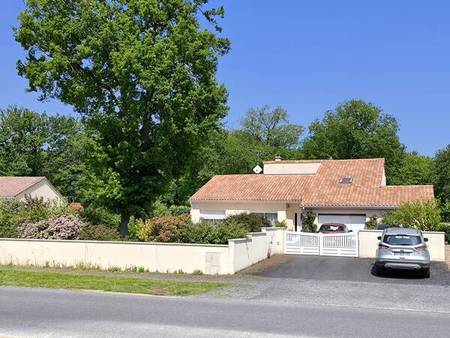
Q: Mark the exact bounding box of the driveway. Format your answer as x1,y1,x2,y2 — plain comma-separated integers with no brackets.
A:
245,255,450,286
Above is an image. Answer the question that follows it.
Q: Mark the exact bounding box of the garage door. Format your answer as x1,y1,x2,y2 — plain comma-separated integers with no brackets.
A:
318,214,366,233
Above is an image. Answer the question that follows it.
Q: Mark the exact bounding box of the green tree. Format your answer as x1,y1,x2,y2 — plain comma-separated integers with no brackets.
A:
302,99,405,183
434,145,450,221
383,200,441,231
395,152,434,185
0,106,90,201
15,0,230,236
0,106,47,176
241,106,303,148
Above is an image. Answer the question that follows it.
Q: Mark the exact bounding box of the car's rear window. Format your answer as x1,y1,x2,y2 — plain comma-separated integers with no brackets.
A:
383,235,422,246
320,224,345,231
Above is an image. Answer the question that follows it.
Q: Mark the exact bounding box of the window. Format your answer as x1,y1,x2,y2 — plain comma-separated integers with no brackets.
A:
255,212,278,226
339,177,353,185
199,210,225,223
383,235,422,246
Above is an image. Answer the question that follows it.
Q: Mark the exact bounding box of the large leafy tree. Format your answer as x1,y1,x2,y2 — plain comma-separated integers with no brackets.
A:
394,152,434,185
241,106,303,149
302,99,406,183
15,0,230,236
0,106,88,200
434,145,450,221
0,106,47,176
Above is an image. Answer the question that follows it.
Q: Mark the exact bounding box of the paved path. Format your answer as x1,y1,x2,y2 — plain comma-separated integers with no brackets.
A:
248,255,450,285
1,287,449,338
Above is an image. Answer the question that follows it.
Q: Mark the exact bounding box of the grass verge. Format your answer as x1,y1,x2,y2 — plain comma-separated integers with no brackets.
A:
0,268,225,296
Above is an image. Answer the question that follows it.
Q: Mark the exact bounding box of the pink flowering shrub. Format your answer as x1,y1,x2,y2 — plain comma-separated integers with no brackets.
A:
19,215,83,240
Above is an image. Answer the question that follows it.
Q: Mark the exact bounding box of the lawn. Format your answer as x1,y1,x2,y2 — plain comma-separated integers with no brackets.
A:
0,268,226,296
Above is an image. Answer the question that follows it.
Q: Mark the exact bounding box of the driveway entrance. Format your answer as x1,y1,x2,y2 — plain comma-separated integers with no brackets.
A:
247,255,450,285
285,231,359,257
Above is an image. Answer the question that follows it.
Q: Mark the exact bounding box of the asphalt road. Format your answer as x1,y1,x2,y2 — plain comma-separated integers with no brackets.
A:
1,287,449,338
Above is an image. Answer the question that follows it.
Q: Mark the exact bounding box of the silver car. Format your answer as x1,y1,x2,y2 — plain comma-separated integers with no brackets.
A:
375,227,430,278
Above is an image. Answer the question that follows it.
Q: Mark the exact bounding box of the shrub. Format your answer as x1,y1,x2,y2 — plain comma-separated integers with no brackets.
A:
438,223,450,243
20,215,83,240
135,214,190,242
79,224,120,241
19,220,49,239
274,220,287,228
152,200,191,217
301,210,316,233
0,200,22,238
81,205,120,228
0,224,19,238
365,216,378,230
383,200,441,231
440,201,450,222
179,220,248,245
224,213,270,232
43,215,82,240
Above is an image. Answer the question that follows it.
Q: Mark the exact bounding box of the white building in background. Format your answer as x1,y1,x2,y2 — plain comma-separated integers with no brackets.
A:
0,176,63,203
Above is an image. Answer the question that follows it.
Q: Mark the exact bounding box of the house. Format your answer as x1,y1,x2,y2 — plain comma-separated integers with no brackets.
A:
190,158,434,232
0,176,63,203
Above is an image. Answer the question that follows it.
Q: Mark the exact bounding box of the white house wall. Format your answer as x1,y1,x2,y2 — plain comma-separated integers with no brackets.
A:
191,201,390,231
16,179,63,203
190,201,294,227
263,162,321,175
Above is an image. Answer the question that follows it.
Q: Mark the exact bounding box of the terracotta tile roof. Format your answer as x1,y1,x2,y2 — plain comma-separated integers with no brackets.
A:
0,176,46,198
190,159,434,208
190,174,313,201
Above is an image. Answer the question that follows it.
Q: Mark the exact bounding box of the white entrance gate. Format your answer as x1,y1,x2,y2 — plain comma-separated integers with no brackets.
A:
285,231,359,257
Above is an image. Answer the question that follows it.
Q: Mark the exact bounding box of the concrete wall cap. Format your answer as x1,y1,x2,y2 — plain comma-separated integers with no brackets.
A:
0,238,228,248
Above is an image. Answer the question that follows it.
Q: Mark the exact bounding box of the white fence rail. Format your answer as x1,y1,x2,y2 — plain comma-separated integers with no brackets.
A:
285,231,358,257
285,232,320,255
320,233,358,257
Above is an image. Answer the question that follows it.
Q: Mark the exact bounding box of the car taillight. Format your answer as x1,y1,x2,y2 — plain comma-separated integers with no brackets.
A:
378,243,389,249
415,244,427,252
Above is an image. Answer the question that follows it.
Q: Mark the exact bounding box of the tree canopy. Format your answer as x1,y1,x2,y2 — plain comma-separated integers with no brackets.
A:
0,106,87,200
434,145,450,221
240,106,303,148
15,0,230,236
302,99,406,183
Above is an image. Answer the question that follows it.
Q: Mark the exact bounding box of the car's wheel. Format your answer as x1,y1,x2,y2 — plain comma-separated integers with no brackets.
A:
421,268,430,278
375,265,385,276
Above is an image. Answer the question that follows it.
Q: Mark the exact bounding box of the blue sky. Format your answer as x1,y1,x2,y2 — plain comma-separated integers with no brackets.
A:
1,1,449,156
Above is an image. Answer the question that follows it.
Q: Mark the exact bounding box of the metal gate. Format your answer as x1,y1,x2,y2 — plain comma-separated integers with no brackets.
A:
285,231,359,257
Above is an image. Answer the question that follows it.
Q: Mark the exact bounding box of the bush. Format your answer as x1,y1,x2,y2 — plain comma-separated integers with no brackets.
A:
0,200,22,237
179,220,248,244
224,213,270,232
135,214,190,242
365,216,378,230
438,223,450,243
79,224,120,241
19,220,49,239
301,210,316,233
152,200,191,217
0,224,19,238
383,200,441,231
19,215,83,240
440,201,450,222
81,205,120,228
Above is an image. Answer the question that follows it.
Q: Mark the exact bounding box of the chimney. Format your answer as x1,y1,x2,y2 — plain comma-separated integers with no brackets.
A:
275,154,282,161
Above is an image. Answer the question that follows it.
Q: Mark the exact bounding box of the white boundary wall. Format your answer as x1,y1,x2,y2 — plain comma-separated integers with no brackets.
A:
358,230,446,262
0,228,286,275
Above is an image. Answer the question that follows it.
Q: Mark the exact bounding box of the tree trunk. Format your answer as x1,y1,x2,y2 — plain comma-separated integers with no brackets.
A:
119,211,130,238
